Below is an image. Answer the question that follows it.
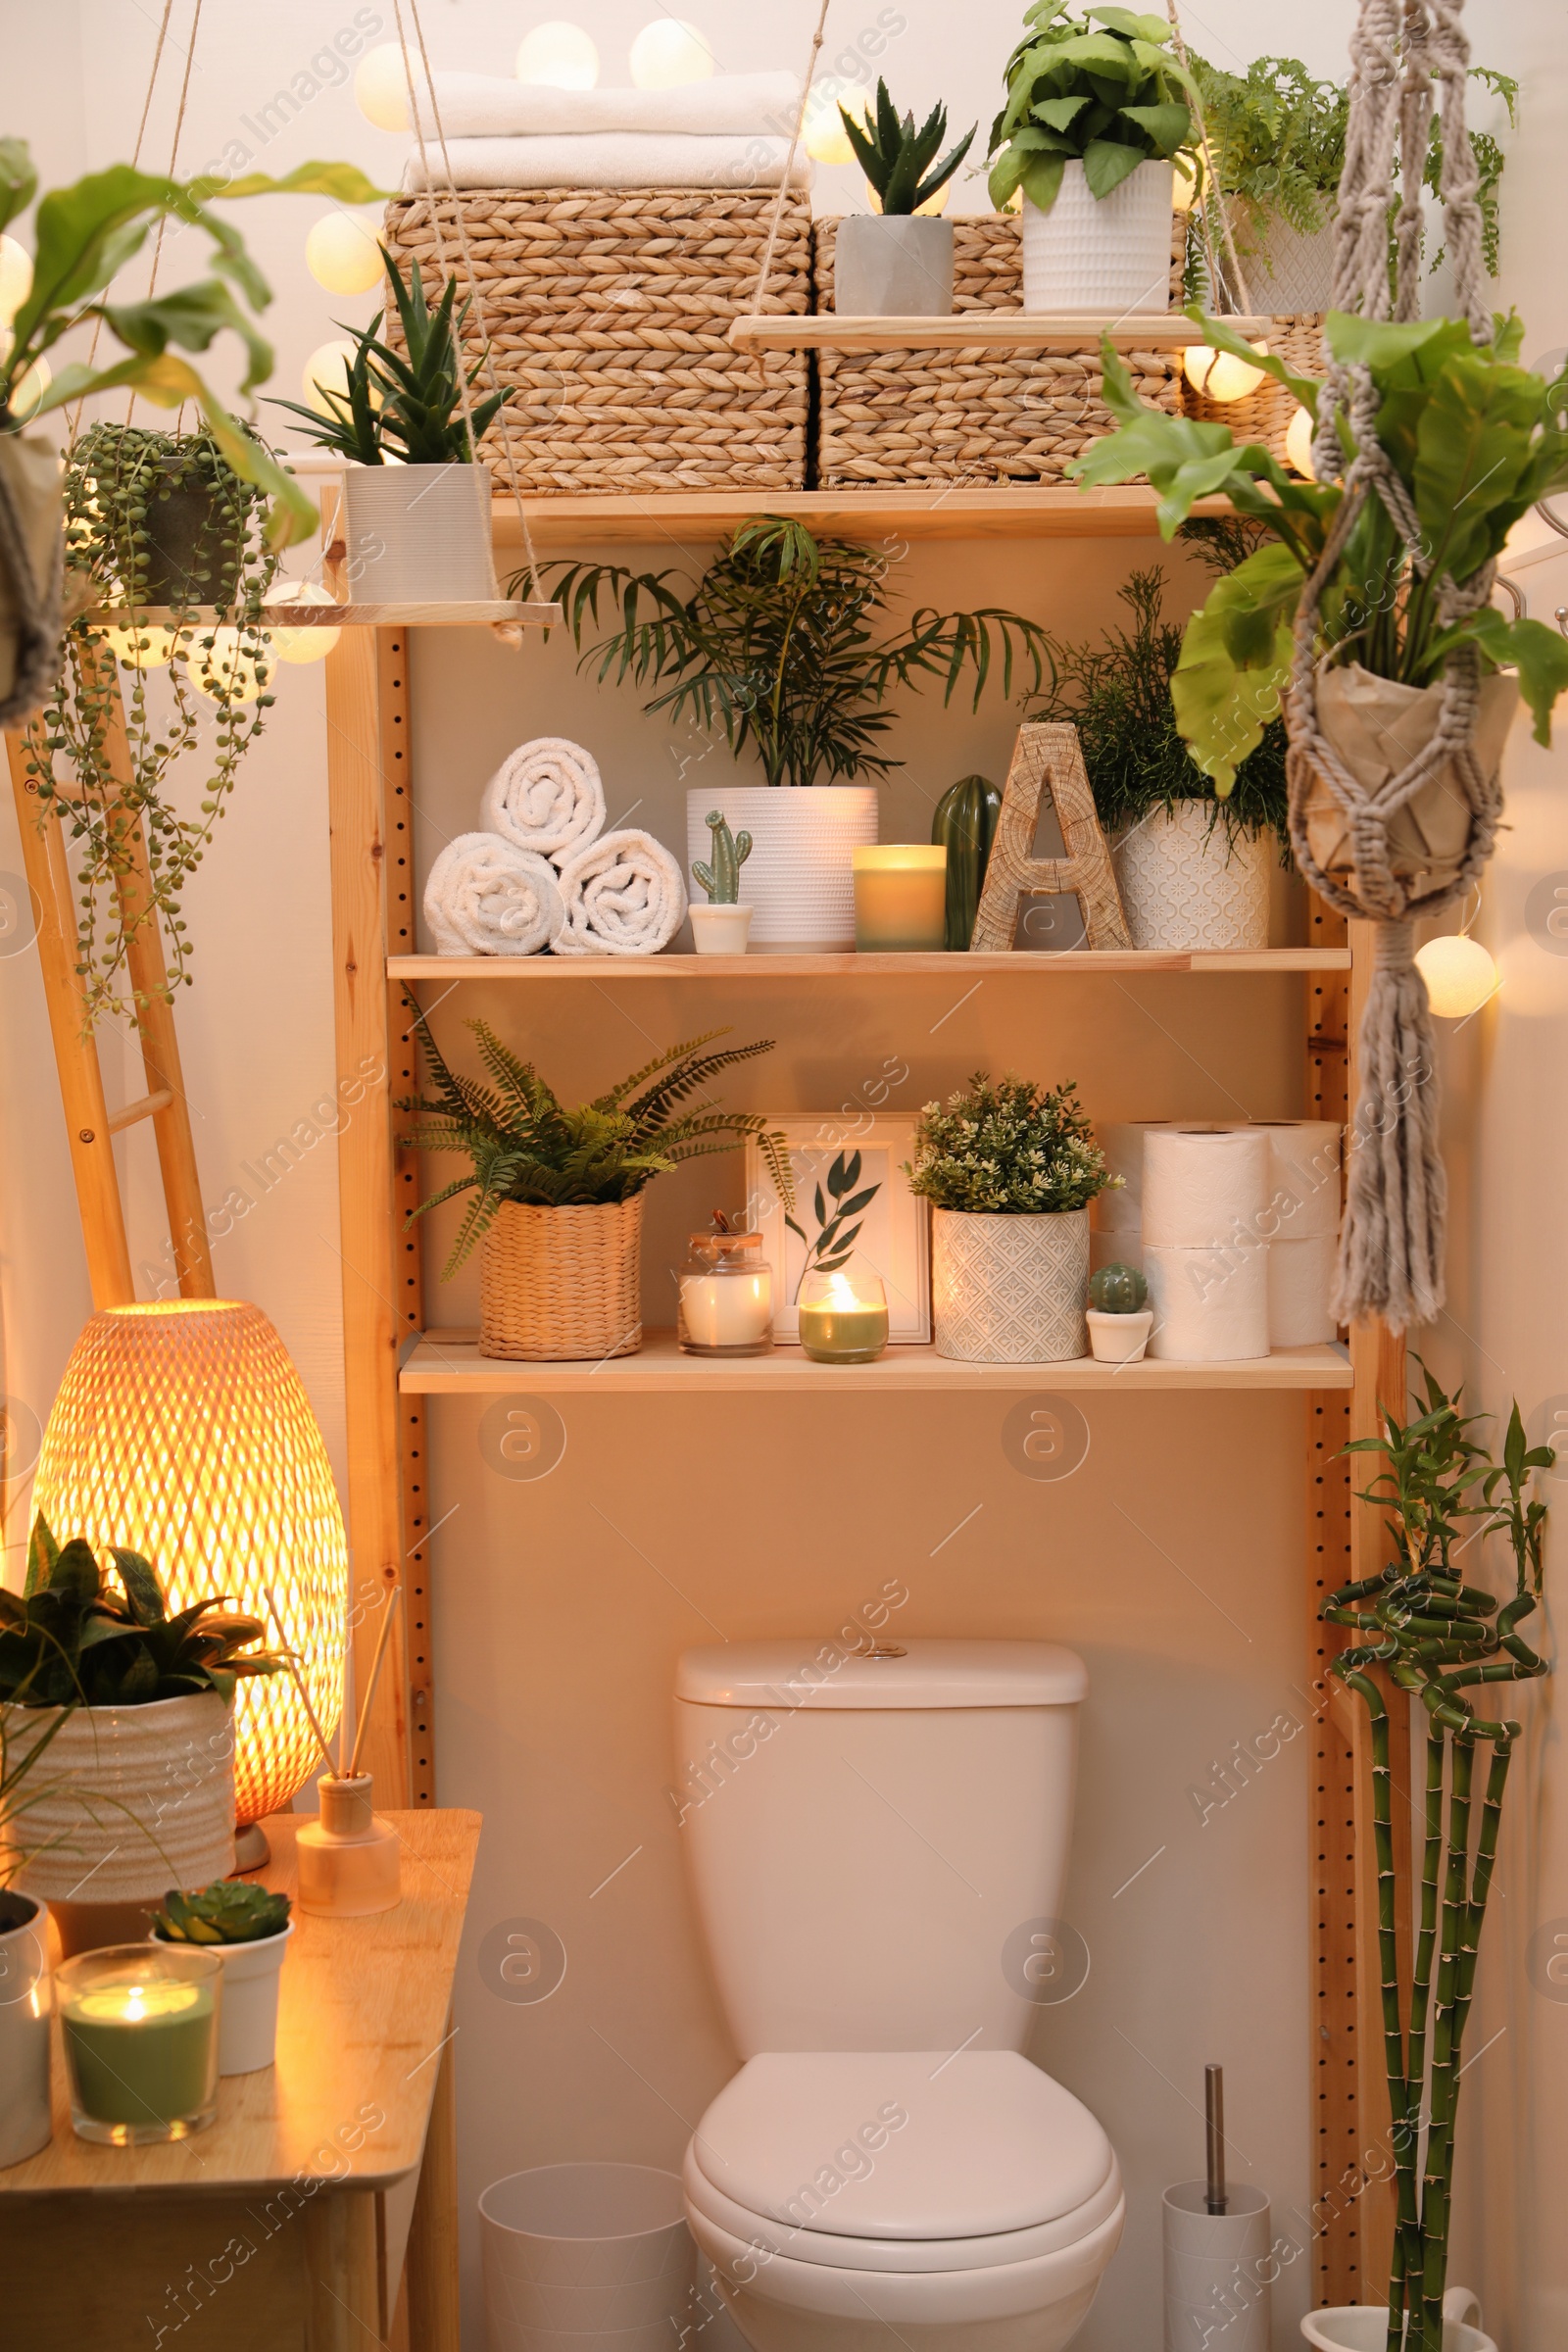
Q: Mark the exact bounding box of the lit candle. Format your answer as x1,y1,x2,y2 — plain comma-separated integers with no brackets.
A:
58,1944,221,2143
797,1269,890,1363
678,1229,773,1355
853,846,948,952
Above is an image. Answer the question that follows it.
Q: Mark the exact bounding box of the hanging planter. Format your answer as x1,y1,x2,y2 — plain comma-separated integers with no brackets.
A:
343,464,496,603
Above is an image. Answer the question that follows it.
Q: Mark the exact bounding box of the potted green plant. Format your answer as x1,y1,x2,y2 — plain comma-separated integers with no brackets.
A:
906,1073,1117,1361
525,516,1050,949
402,1004,795,1360
1085,1259,1152,1361
270,248,510,603
987,4,1197,313
0,1519,284,1956
154,1881,293,2076
834,80,976,316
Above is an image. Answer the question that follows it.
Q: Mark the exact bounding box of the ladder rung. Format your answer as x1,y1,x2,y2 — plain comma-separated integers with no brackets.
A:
107,1088,172,1134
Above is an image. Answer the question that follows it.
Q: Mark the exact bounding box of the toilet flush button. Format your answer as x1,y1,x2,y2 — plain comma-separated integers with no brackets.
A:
865,1645,906,1659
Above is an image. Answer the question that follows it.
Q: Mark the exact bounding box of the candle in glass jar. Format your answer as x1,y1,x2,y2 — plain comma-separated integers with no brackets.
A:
59,1957,220,2138
797,1269,890,1363
853,846,947,952
677,1228,773,1355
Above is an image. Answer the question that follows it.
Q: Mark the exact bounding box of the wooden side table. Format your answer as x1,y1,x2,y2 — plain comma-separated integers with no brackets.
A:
0,1809,480,2352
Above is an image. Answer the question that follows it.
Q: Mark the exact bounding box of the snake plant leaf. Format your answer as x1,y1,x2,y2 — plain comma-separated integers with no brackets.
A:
23,1519,59,1600
110,1549,166,1627
1082,136,1148,198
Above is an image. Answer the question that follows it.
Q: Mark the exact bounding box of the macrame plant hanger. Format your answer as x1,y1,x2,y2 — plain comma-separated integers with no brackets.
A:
1288,0,1496,1332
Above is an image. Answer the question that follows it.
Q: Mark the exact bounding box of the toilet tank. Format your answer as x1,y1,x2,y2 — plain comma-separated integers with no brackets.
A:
673,1639,1085,2055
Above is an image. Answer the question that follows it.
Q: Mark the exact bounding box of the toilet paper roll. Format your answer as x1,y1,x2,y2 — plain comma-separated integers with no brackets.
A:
1143,1128,1270,1252
1164,2182,1270,2352
1254,1121,1343,1241
1146,1242,1270,1361
1268,1233,1338,1346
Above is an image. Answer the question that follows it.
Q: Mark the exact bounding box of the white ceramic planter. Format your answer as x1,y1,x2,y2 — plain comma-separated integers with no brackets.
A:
4,1691,235,1905
203,1921,293,2074
932,1206,1089,1362
1240,218,1336,313
689,903,754,955
1086,1307,1152,1363
0,1890,51,2167
686,787,878,950
1114,805,1271,951
344,461,497,602
834,215,954,315
1299,2288,1491,2352
1022,161,1174,313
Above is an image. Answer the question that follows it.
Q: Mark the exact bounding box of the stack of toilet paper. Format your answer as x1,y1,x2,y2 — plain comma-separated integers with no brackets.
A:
1254,1121,1342,1345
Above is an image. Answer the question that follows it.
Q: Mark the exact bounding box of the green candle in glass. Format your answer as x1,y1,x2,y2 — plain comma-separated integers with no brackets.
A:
797,1269,889,1363
58,1942,222,2144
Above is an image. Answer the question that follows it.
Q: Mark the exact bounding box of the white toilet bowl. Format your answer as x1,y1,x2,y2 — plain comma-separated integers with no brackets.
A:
683,2050,1124,2352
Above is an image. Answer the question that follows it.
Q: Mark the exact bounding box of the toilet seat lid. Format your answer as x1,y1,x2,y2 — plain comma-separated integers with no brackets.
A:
691,2052,1114,2242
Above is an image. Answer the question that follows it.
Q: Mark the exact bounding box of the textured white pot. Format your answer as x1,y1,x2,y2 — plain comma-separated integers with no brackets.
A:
1086,1307,1152,1363
344,462,496,602
932,1206,1089,1362
686,787,878,950
1114,805,1271,951
689,903,753,955
5,1691,235,1904
205,1921,293,2075
0,1890,52,2167
1299,2290,1492,2352
1022,161,1174,313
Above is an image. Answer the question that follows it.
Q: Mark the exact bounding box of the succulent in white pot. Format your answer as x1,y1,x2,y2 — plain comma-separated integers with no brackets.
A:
907,1074,1118,1361
833,80,976,317
1084,1259,1153,1362
154,1880,295,2075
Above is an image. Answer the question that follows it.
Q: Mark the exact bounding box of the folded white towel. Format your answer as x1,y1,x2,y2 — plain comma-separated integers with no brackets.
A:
428,71,801,138
553,830,688,957
480,737,607,866
423,832,564,956
403,133,811,193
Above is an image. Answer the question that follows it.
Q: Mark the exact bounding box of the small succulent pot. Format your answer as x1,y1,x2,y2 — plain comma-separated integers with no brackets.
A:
0,1888,52,2167
1086,1306,1153,1363
834,214,954,315
689,904,754,955
932,1206,1089,1363
343,462,497,603
202,1923,293,2076
480,1197,644,1360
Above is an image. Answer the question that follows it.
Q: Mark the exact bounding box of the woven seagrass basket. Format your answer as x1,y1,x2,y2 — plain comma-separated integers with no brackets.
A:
1181,313,1326,465
381,190,812,495
480,1198,643,1360
811,215,1185,489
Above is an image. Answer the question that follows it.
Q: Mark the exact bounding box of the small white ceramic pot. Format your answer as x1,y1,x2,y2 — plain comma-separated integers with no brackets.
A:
1299,2288,1492,2352
932,1206,1089,1363
344,461,497,602
1087,1307,1153,1364
689,904,754,956
686,787,878,950
204,1921,294,2075
834,215,954,315
1114,805,1272,952
5,1691,235,1906
1022,160,1174,313
0,1889,52,2167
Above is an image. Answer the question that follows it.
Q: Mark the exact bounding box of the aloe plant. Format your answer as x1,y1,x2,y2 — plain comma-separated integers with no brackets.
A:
155,1879,291,1944
841,80,976,215
693,810,752,905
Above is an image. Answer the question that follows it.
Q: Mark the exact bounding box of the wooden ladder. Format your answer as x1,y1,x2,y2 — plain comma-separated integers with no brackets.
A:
4,646,214,1311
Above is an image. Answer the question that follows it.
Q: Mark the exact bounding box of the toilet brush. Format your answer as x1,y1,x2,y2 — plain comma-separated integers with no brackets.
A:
1162,2064,1271,2352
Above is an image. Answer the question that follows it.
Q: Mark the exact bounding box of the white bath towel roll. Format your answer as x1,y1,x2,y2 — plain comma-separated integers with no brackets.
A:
481,738,607,866
554,830,688,957
1254,1121,1344,1241
1268,1233,1339,1346
423,832,564,956
1143,1126,1270,1251
1146,1243,1270,1361
428,71,801,138
403,135,812,193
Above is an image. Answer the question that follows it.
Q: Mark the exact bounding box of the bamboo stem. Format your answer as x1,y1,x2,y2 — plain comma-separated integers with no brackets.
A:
1419,1737,1475,2351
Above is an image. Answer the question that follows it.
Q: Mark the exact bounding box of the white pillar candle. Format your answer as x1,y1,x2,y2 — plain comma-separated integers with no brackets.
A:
853,846,947,952
679,1267,772,1351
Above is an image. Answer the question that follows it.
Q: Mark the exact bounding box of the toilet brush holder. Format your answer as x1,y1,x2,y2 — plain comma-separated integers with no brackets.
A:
1163,2181,1270,2352
296,1775,401,1916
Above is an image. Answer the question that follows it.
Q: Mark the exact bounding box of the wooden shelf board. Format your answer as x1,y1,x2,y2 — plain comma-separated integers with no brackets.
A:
728,313,1271,353
490,484,1230,547
89,601,561,629
401,1332,1351,1396
389,948,1351,981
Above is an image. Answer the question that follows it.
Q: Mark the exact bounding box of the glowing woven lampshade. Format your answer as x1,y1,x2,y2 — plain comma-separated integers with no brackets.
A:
32,1301,348,1828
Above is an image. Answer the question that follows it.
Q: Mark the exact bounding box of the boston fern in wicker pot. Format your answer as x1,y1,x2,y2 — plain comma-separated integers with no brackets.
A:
906,1075,1117,1363
402,1000,794,1361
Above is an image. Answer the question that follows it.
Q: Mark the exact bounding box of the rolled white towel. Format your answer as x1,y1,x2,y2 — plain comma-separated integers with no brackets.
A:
403,133,812,193
553,830,687,957
424,832,564,956
429,71,801,138
480,737,607,866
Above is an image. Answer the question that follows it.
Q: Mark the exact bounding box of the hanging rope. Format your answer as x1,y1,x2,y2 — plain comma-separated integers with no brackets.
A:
748,0,831,316
1163,0,1252,315
127,0,203,428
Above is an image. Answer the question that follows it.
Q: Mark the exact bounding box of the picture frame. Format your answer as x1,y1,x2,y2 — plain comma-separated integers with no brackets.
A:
745,1115,931,1346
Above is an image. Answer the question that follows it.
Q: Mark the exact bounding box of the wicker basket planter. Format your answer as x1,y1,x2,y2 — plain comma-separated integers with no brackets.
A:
381,191,811,495
812,216,1183,488
1182,313,1325,466
480,1199,644,1360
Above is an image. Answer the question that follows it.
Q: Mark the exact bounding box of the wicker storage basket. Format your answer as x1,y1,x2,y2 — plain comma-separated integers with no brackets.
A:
811,216,1184,488
381,190,812,495
480,1198,644,1360
1182,314,1325,465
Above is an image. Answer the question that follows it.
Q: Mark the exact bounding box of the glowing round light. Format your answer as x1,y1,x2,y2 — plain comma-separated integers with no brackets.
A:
301,338,377,421
1416,933,1499,1018
1285,404,1316,479
97,622,180,669
629,18,713,89
1182,339,1268,403
11,352,50,420
305,211,384,297
0,234,32,327
262,577,342,664
804,78,870,167
516,21,600,89
188,626,271,706
1171,165,1199,215
355,42,413,133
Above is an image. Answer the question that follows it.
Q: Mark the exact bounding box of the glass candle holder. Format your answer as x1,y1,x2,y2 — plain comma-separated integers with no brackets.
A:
677,1229,773,1355
58,1941,221,2144
853,846,947,952
797,1269,890,1363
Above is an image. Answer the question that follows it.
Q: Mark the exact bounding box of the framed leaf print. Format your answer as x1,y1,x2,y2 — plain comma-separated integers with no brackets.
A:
744,1116,931,1345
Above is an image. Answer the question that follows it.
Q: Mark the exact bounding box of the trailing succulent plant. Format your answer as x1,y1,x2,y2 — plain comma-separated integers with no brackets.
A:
840,80,976,216
931,773,1002,951
155,1879,291,1944
0,1518,284,1709
1088,1262,1148,1312
693,810,752,905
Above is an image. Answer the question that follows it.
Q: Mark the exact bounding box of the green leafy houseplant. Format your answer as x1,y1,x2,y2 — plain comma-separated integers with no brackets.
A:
1327,1369,1549,2352
906,1074,1117,1213
520,516,1052,790
155,1880,291,1944
401,1003,796,1277
270,248,510,465
841,81,976,214
1071,315,1568,795
987,3,1197,216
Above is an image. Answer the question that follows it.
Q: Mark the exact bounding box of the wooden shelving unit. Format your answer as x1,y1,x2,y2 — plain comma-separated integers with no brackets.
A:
491,482,1232,548
390,946,1351,982
728,311,1270,354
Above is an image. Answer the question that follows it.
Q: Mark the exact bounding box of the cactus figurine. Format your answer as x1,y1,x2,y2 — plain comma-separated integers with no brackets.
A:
1088,1262,1149,1314
931,774,1002,951
693,810,753,905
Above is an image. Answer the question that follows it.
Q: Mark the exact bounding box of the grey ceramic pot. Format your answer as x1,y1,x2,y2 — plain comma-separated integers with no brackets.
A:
834,216,954,316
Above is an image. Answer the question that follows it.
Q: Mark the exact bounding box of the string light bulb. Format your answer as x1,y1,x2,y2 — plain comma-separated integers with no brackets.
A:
1171,165,1199,214
354,42,414,132
97,622,179,669
1182,339,1268,403
0,234,32,327
804,78,869,167
629,19,713,89
301,338,377,421
1416,931,1499,1018
306,212,384,297
10,352,49,420
516,22,600,88
188,627,271,706
262,578,342,665
1285,404,1316,478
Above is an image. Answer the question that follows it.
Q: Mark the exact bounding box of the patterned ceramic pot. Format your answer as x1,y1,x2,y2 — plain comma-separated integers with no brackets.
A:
1114,805,1271,951
687,787,878,950
932,1206,1090,1362
4,1690,235,1904
1021,161,1174,313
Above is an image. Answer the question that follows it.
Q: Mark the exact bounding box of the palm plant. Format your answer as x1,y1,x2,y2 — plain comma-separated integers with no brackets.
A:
1327,1368,1550,2352
841,81,976,215
401,999,796,1277
515,516,1053,790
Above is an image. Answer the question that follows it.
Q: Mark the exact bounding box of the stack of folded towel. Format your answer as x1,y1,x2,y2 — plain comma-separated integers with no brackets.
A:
402,70,809,192
423,737,687,957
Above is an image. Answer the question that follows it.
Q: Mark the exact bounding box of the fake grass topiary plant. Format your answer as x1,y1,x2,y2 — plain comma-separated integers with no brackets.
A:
841,81,976,215
906,1075,1118,1214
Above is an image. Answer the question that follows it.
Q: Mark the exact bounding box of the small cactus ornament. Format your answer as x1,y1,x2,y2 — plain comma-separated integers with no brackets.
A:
1088,1262,1149,1313
693,809,753,905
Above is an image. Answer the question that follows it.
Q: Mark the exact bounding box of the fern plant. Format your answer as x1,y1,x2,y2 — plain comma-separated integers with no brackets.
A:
842,80,975,214
401,999,796,1277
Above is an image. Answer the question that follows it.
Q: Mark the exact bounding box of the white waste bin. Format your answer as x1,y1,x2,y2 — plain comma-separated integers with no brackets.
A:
481,2164,695,2352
